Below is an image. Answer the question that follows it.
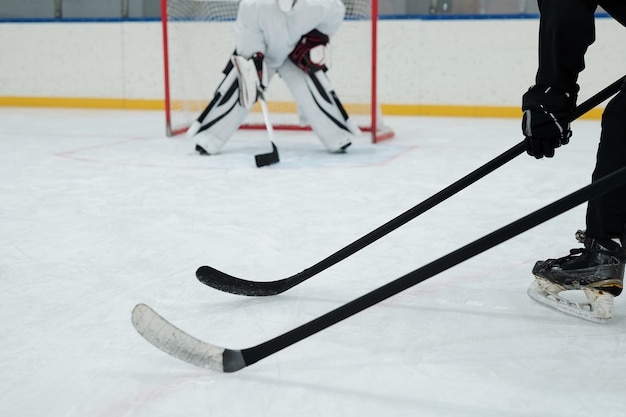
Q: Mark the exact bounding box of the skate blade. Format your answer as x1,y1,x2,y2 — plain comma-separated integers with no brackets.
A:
527,277,614,324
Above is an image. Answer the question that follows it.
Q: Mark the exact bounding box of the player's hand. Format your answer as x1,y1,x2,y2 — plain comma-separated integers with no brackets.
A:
522,85,576,158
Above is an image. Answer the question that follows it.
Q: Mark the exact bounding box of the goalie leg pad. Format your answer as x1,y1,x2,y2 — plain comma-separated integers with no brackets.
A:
277,60,360,152
188,60,251,155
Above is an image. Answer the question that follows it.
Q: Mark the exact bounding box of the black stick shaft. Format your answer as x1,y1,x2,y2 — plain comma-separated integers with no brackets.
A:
196,76,624,297
241,166,626,367
288,76,625,289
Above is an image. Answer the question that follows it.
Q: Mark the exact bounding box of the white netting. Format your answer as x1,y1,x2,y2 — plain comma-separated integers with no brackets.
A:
162,0,391,140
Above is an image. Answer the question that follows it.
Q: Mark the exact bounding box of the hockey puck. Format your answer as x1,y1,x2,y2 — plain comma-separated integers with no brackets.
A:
255,142,280,167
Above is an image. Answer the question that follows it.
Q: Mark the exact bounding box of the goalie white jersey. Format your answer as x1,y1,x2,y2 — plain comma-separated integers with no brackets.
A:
235,0,345,68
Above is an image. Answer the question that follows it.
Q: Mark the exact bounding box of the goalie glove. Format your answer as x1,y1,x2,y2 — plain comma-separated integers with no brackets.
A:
522,85,577,159
288,29,329,74
231,52,268,109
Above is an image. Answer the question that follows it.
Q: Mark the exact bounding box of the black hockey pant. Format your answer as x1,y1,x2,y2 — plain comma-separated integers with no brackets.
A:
586,82,626,241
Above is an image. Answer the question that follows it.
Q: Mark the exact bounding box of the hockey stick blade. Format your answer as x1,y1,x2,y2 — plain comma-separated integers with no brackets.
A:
140,167,626,371
131,303,246,372
197,265,307,296
197,76,626,296
255,142,279,167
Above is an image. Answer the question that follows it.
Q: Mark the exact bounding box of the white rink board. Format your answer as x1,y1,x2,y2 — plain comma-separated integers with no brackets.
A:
1,17,625,107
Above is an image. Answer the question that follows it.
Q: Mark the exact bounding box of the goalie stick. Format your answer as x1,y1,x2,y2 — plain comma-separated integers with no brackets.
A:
230,54,279,167
254,93,280,168
196,76,626,296
133,166,626,372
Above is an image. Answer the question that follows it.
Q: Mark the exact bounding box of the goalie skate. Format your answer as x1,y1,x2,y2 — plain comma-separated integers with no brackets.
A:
527,276,614,323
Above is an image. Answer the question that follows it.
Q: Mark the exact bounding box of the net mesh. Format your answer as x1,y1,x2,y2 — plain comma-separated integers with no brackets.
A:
163,0,391,140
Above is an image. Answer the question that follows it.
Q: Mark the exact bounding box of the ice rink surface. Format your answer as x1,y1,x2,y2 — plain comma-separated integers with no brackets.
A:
1,107,625,417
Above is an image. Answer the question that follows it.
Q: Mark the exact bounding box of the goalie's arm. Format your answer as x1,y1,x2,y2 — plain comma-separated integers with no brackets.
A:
314,0,345,38
287,0,346,74
233,0,266,60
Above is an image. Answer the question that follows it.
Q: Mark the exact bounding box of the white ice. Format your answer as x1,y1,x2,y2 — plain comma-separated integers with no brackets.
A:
1,107,625,417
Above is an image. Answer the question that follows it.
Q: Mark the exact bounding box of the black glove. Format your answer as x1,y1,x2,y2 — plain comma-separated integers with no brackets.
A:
522,85,577,158
289,29,329,74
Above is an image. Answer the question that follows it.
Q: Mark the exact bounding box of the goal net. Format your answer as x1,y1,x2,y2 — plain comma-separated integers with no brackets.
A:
161,0,393,142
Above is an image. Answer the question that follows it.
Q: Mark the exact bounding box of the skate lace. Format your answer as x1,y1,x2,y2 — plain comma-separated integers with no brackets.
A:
548,246,625,267
571,247,625,261
554,248,585,265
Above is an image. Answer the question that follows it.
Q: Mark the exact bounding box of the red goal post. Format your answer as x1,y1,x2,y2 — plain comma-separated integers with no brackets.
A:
161,0,394,142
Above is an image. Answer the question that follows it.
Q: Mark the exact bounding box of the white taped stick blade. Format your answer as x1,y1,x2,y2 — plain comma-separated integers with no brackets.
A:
131,303,243,371
527,278,614,324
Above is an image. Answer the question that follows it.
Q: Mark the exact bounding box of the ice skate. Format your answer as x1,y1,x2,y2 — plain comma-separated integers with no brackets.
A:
527,231,625,323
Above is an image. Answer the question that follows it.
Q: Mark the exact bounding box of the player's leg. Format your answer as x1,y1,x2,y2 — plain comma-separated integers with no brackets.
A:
527,88,626,322
277,60,360,153
586,88,626,242
188,59,251,155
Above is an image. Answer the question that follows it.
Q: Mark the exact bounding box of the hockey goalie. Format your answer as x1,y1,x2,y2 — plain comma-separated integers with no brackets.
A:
187,0,361,155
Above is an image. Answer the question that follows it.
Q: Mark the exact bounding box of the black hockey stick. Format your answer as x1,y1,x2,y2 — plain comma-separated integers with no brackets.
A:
197,76,625,296
134,166,626,372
